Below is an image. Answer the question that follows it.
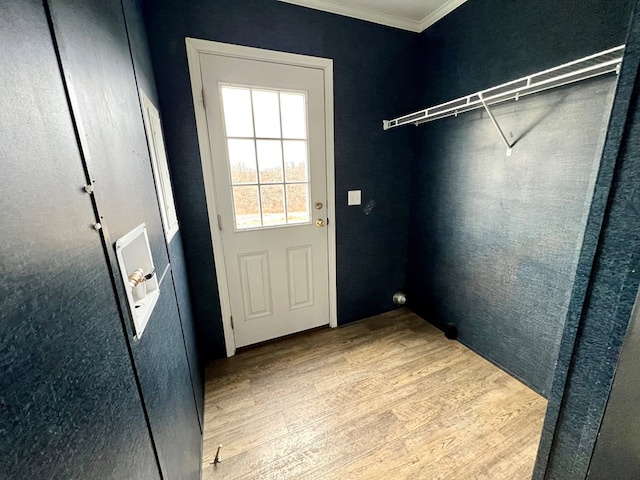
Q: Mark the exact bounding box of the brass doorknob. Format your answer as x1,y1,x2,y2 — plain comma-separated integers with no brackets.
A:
315,219,326,228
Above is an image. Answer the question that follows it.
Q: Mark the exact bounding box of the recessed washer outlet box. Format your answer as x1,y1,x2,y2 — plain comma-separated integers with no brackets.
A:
115,224,159,339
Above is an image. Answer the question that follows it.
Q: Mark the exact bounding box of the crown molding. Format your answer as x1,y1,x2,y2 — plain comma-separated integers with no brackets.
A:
279,0,422,32
279,0,467,33
418,0,467,31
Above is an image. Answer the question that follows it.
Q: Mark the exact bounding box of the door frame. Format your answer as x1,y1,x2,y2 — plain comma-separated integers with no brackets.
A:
186,38,337,357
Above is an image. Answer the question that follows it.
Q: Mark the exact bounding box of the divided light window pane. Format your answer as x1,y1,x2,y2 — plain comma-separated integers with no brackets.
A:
220,84,310,230
252,90,281,138
256,140,283,183
260,185,285,226
283,140,307,182
228,139,257,184
233,186,261,229
286,184,309,223
221,87,254,137
280,93,306,139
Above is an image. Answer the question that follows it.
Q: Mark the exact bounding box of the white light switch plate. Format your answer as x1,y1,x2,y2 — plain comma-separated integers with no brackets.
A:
348,190,361,206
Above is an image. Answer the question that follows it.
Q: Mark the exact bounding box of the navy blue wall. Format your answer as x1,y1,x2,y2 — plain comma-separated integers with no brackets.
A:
0,0,160,478
2,0,202,477
535,3,640,476
122,0,204,429
47,0,202,477
406,0,634,396
407,80,616,395
416,0,634,107
143,0,420,359
589,289,640,478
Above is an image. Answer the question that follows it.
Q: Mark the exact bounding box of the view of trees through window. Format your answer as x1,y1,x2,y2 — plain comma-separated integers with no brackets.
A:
221,85,311,229
231,161,308,228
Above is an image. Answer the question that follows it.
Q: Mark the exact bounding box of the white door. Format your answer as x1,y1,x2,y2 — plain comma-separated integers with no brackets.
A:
200,53,330,348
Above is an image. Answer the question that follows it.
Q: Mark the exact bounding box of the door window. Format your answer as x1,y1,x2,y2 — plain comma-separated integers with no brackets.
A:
220,85,310,230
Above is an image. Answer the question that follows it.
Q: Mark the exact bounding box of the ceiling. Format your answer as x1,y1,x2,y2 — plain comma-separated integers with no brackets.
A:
278,0,468,32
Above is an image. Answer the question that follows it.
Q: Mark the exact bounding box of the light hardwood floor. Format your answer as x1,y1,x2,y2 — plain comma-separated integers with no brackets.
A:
201,309,546,479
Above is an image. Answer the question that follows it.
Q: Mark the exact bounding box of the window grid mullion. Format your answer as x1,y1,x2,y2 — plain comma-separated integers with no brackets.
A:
249,89,264,227
227,136,307,141
277,91,289,224
224,86,311,230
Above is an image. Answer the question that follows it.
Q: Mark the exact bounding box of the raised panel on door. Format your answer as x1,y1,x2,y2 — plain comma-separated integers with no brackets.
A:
239,251,274,319
287,245,314,310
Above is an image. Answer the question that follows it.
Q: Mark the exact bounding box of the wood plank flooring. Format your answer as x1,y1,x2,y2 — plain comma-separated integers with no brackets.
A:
201,309,546,479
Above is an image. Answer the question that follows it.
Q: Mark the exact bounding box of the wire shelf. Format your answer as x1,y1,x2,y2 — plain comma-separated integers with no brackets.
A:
383,45,625,131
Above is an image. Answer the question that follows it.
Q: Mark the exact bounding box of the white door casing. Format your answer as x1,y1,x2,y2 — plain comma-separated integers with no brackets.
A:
186,39,337,356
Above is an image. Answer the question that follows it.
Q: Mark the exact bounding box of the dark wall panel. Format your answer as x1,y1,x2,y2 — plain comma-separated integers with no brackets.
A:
536,6,640,475
46,0,201,477
122,0,204,427
407,79,615,395
0,0,159,478
143,0,420,358
48,0,168,275
589,289,640,478
406,0,634,396
133,272,202,480
122,0,161,103
168,232,204,425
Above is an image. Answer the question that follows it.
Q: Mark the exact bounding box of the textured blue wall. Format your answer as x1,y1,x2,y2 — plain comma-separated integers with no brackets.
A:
122,0,204,428
535,3,640,476
405,0,634,396
589,290,640,477
0,0,160,478
0,0,204,477
407,80,616,395
143,0,420,359
416,0,634,107
46,0,202,476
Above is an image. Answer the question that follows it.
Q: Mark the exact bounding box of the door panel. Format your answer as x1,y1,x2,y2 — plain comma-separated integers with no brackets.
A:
287,245,314,310
200,53,329,347
239,251,273,319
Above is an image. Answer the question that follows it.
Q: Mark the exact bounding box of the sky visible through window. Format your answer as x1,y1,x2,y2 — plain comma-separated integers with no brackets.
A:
221,85,310,229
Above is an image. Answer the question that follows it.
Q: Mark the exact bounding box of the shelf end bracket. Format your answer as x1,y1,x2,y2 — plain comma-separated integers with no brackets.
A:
478,93,513,156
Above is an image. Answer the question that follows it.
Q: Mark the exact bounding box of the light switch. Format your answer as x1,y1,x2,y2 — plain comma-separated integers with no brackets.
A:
348,190,361,206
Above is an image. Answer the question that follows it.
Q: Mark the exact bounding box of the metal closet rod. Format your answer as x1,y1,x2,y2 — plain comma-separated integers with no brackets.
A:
383,45,625,154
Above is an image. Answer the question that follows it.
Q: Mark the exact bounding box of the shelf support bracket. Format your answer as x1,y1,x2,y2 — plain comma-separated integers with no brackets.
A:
478,93,513,156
